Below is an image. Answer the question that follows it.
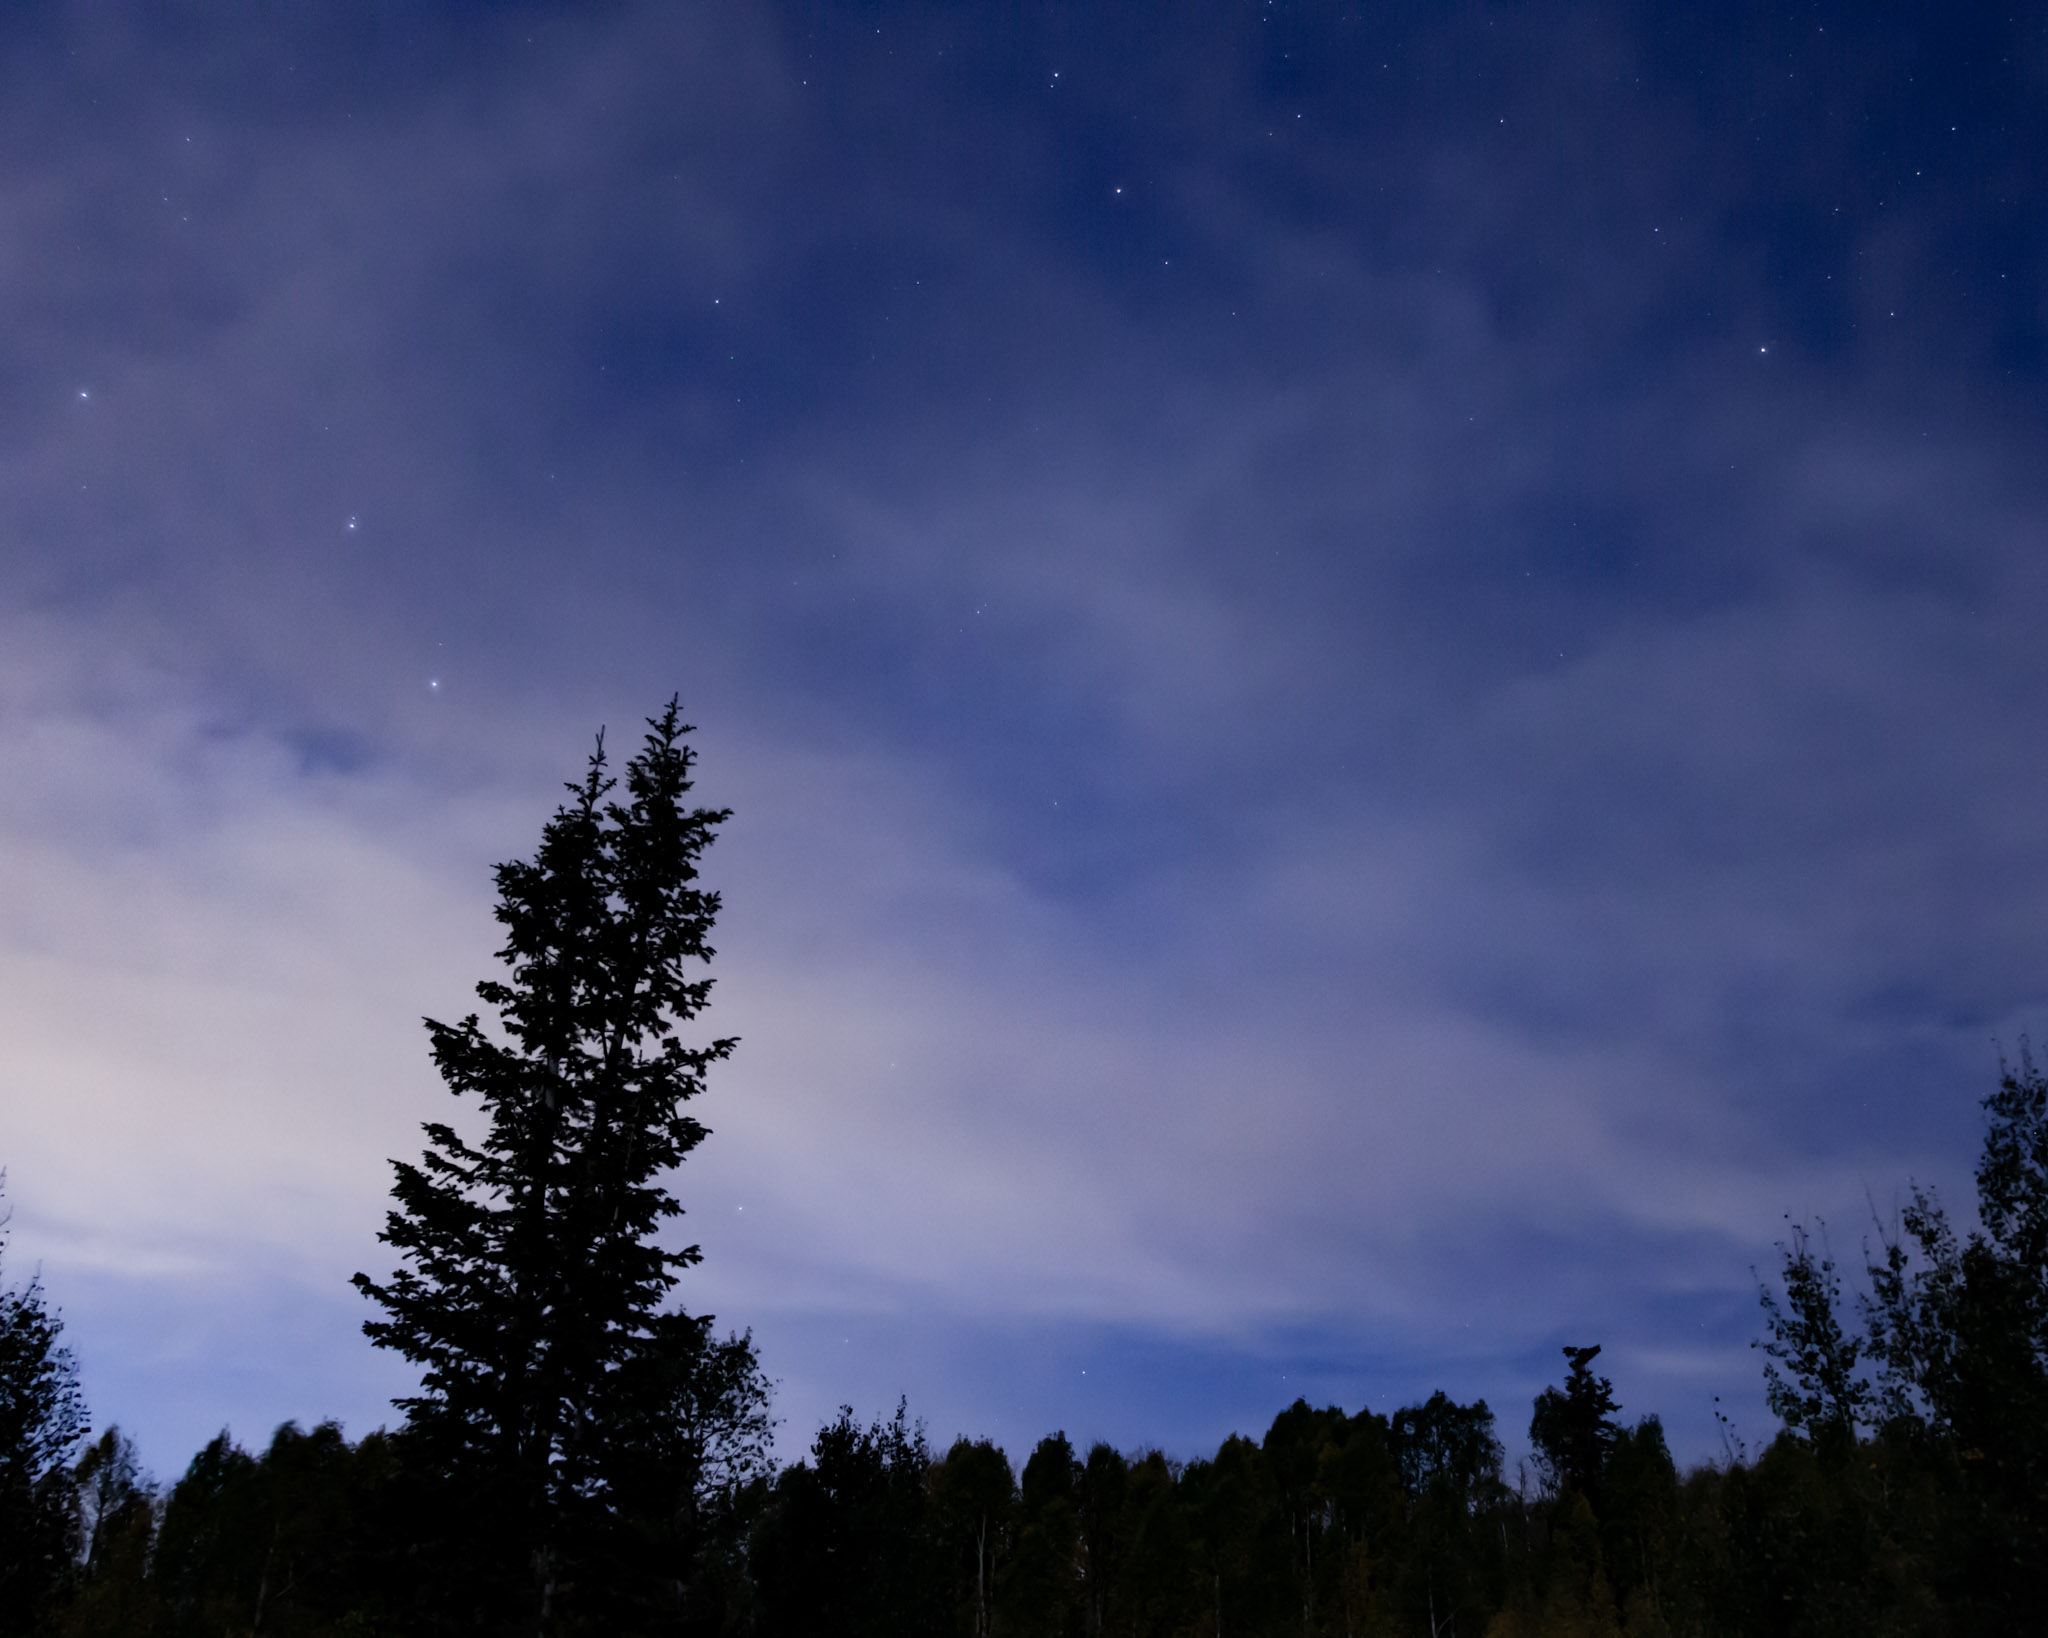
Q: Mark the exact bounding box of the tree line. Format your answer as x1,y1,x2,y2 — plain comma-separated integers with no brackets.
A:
3,702,2044,1634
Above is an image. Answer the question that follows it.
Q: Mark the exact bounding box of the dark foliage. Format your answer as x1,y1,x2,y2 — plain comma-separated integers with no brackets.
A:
1530,1344,1621,1503
352,701,762,1632
0,1188,87,1638
1856,1048,2048,1626
1757,1224,1871,1443
748,1400,944,1638
1738,1047,2048,1633
1001,1432,1081,1635
931,1435,1016,1638
12,712,2048,1635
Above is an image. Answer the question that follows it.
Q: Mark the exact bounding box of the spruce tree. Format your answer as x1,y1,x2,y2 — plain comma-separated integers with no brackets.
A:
1528,1346,1619,1502
354,700,747,1632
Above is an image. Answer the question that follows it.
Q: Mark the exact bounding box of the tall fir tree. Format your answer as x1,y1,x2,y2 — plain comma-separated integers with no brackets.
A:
354,700,748,1633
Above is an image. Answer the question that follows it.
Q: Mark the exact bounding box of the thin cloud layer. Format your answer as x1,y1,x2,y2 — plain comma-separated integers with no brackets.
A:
2,2,2044,1469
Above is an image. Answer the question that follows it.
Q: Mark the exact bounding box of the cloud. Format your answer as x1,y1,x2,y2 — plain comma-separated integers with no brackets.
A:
3,1,2044,1470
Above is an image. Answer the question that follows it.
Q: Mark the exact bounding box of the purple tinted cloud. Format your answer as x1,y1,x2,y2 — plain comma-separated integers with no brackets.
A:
2,2,2043,1471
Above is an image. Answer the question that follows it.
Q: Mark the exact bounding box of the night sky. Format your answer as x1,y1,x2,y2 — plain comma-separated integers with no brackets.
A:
4,2,2046,1482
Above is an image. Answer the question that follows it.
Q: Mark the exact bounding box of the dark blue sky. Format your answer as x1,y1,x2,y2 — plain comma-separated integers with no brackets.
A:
4,0,2047,1480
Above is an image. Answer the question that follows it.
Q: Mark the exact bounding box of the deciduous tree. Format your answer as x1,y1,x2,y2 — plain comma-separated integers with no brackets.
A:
1757,1224,1870,1443
0,1180,87,1637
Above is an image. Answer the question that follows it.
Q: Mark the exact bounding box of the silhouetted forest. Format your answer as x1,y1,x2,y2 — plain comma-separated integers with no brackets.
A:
5,707,2044,1635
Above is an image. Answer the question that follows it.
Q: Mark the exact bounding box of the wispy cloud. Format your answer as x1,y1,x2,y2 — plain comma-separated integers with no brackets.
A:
2,1,2043,1470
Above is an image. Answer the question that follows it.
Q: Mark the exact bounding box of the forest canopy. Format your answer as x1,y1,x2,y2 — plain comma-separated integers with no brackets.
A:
4,706,2044,1636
